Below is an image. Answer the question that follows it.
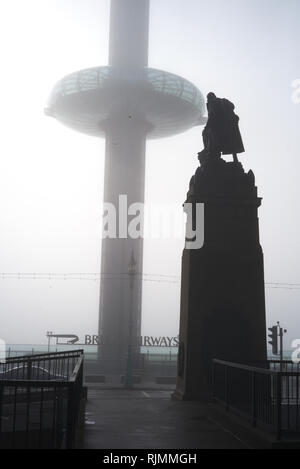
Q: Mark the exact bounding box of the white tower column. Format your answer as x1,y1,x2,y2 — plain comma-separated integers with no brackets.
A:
109,0,149,69
98,0,150,365
99,119,147,363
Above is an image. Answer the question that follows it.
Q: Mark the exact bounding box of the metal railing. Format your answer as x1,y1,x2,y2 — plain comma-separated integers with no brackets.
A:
143,351,177,377
212,359,300,440
0,350,84,449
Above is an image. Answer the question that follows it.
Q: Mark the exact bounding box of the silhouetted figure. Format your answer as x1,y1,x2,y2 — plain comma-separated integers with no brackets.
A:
199,92,245,164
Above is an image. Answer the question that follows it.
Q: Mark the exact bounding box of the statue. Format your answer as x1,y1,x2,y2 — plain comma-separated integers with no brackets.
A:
198,92,245,165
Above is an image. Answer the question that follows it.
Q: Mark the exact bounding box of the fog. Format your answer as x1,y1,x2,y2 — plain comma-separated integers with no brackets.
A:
0,0,299,350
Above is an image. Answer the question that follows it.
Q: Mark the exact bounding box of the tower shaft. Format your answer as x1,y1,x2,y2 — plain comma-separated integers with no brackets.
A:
109,0,150,68
99,120,146,364
98,0,150,366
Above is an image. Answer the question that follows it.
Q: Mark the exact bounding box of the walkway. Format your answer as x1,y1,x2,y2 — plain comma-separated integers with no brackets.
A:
83,389,248,449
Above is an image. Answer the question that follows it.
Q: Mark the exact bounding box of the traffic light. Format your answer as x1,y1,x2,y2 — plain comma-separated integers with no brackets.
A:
268,326,278,355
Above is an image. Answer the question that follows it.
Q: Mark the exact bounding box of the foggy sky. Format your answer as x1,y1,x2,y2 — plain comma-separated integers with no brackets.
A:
0,0,300,350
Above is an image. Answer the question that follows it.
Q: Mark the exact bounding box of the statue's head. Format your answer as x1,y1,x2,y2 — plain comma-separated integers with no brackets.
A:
207,92,217,102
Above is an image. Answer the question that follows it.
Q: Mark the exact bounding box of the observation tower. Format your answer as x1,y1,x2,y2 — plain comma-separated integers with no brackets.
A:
45,0,206,366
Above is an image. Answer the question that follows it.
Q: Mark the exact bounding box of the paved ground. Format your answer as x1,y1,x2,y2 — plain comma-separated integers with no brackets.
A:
83,389,248,449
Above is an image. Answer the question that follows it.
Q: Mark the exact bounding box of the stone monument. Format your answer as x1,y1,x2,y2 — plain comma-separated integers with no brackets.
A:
174,93,267,401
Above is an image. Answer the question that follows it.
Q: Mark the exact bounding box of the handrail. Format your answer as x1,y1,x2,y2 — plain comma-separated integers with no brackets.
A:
213,359,276,375
5,349,84,363
0,379,70,387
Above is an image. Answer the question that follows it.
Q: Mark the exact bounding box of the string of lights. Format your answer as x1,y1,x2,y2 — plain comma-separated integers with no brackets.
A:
0,272,300,289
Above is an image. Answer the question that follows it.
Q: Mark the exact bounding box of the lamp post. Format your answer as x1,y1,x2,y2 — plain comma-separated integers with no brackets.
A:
124,251,137,389
46,331,53,353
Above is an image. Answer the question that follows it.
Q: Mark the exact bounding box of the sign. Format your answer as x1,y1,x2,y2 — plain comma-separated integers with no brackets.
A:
46,332,179,348
140,336,179,347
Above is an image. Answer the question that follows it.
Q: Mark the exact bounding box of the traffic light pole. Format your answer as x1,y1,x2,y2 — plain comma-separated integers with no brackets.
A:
280,328,283,363
277,322,287,364
268,322,287,364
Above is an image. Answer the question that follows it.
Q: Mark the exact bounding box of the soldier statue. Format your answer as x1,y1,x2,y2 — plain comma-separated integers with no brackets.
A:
198,92,245,165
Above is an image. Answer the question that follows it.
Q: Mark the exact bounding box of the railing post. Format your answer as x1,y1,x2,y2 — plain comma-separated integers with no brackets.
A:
225,365,229,411
0,384,3,447
66,384,75,449
27,360,32,380
276,372,282,441
78,359,83,390
251,371,257,427
211,361,215,400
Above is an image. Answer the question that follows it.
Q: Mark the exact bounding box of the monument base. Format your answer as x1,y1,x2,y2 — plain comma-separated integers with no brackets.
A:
174,158,267,401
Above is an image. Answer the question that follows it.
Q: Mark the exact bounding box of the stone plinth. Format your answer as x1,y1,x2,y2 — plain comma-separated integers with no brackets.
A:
174,158,267,401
